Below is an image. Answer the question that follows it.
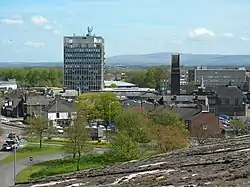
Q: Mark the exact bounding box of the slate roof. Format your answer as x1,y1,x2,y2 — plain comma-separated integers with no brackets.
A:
26,95,53,106
178,107,201,120
43,99,76,113
163,95,207,103
114,91,159,99
214,86,245,98
3,89,26,109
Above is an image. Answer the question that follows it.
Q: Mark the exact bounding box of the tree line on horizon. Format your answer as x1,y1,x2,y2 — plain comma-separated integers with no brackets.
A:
0,68,63,87
0,66,170,90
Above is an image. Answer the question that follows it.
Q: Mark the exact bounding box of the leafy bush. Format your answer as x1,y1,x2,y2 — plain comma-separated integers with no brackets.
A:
153,125,189,153
107,132,142,162
115,108,152,143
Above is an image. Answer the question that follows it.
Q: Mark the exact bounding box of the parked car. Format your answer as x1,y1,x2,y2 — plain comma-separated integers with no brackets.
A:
7,133,16,139
2,143,13,151
2,140,18,151
1,117,9,124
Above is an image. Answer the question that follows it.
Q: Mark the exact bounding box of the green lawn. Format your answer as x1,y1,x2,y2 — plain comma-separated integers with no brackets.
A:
31,138,111,148
16,154,115,183
0,144,62,165
16,150,157,183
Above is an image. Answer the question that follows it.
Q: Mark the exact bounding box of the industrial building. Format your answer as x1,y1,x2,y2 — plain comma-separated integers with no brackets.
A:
188,67,246,87
63,27,105,92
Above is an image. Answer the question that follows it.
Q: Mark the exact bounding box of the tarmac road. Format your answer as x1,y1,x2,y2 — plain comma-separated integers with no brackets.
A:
0,148,107,187
0,123,24,161
0,153,64,187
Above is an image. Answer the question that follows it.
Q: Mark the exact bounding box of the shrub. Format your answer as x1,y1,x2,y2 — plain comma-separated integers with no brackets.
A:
153,125,189,153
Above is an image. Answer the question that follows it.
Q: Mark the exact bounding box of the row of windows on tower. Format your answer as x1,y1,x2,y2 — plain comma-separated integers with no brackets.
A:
65,48,101,52
64,59,101,63
64,64,102,68
65,54,101,58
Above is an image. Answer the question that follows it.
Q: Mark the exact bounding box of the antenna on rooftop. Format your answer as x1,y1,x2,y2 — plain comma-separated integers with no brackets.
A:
87,26,93,36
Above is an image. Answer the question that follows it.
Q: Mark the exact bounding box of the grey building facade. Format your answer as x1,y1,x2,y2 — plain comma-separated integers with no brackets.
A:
63,28,105,92
188,68,246,87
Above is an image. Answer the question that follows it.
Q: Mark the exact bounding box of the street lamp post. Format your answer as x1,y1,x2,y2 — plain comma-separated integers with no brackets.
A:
55,100,58,125
13,144,16,184
108,101,115,127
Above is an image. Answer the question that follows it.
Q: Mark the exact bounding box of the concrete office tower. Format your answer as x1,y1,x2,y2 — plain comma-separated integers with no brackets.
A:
171,53,180,95
63,27,105,92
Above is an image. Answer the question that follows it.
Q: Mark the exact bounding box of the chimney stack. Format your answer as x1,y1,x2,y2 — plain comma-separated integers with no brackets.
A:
171,54,180,95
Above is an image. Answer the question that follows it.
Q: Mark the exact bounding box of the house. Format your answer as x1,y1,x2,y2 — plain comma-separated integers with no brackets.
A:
1,89,54,118
1,89,26,118
194,86,247,116
25,94,53,117
179,107,221,137
162,95,209,111
42,98,76,125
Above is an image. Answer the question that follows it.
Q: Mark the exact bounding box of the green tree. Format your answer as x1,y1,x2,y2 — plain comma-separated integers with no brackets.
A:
109,83,117,88
24,116,49,148
77,93,101,121
78,92,122,124
149,110,189,152
144,68,155,88
107,132,142,162
63,110,90,171
107,108,152,161
115,108,152,143
125,67,170,89
0,67,63,87
230,119,248,135
125,70,147,87
153,125,189,152
150,110,187,132
99,92,122,124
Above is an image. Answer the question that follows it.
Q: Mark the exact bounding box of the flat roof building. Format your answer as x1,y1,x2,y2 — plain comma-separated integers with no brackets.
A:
63,27,105,93
188,67,246,87
104,81,136,88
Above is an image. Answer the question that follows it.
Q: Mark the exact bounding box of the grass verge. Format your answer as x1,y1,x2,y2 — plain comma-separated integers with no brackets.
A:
0,144,62,165
16,153,115,183
16,150,157,183
30,138,111,148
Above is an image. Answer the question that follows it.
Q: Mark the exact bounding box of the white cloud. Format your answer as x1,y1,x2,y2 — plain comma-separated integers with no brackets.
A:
0,18,23,25
240,36,250,41
222,33,234,38
30,15,61,34
189,28,216,38
24,41,44,47
30,15,48,25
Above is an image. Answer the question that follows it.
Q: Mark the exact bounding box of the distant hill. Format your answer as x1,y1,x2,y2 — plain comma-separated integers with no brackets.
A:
1,53,250,67
106,53,250,67
0,62,63,68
